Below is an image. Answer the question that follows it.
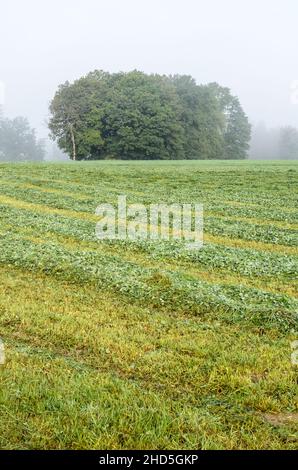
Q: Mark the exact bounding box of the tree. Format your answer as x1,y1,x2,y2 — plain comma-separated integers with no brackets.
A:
100,71,185,160
169,76,225,159
0,116,45,162
49,70,251,161
49,78,105,160
208,83,251,159
49,71,185,160
279,126,298,160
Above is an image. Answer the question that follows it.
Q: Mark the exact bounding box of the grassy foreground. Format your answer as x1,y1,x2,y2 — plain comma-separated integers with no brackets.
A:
0,160,297,449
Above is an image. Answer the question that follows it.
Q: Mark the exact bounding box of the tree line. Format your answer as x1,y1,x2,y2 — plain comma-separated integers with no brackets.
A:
49,71,251,161
250,122,298,160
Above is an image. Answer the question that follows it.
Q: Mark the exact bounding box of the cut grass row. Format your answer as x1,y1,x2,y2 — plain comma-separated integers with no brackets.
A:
0,193,297,252
0,218,296,297
0,232,296,332
1,178,298,224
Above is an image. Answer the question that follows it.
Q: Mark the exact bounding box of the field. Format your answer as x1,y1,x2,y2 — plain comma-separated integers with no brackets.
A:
0,159,297,450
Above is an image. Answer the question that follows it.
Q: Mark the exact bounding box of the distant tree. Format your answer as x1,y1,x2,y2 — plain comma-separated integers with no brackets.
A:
249,122,280,159
279,126,298,160
208,83,251,159
0,116,45,162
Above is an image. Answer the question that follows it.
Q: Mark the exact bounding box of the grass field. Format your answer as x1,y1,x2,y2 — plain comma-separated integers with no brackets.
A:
0,160,297,449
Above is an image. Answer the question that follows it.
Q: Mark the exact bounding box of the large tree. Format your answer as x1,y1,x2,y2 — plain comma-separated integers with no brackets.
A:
49,71,185,160
49,71,251,160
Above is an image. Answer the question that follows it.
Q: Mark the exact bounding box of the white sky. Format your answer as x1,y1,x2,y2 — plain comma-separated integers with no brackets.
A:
1,0,298,137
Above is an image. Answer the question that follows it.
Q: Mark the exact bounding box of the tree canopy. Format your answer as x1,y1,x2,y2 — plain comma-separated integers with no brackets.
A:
49,71,251,161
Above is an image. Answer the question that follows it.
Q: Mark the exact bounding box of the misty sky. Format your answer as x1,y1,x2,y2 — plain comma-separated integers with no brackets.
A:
1,0,298,138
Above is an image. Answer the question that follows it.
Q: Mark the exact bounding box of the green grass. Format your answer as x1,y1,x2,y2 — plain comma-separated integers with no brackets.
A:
0,159,297,449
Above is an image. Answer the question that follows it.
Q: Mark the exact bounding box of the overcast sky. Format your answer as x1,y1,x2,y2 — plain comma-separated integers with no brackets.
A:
1,0,298,138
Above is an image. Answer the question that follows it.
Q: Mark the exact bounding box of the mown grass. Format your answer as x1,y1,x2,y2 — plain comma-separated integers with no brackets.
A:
0,160,297,449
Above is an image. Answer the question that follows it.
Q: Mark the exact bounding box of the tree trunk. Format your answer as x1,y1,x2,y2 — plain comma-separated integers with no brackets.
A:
69,124,76,161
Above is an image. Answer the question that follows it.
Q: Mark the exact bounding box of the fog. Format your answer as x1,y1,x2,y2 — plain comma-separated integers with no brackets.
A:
1,0,298,139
